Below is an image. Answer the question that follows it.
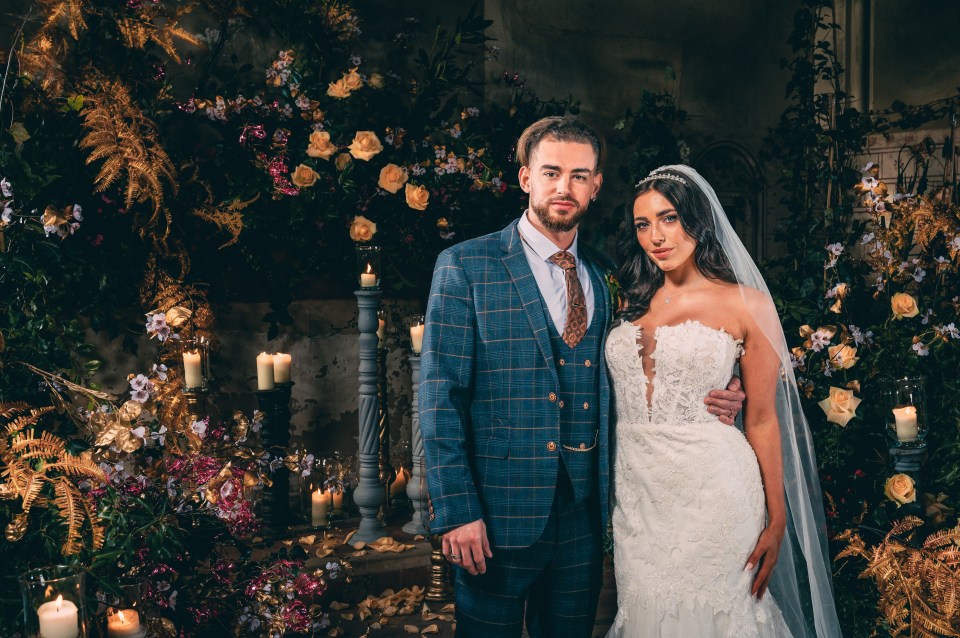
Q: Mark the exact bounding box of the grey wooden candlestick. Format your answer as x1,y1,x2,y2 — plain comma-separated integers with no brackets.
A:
352,288,386,543
403,353,427,534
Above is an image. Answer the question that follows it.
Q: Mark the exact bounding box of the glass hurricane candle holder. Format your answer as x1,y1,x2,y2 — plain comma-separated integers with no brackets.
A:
180,337,210,391
19,565,89,638
306,470,330,529
356,245,381,289
409,314,425,355
886,376,927,448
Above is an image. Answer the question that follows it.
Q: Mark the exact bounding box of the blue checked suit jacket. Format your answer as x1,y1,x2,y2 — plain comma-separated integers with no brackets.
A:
420,219,613,550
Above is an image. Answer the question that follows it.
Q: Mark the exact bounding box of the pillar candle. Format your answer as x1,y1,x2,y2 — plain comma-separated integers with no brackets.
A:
311,488,330,527
182,350,202,389
410,324,424,354
377,318,386,348
892,406,918,442
360,263,377,287
37,596,79,638
390,467,410,497
106,608,145,638
273,353,292,383
332,487,344,514
256,352,275,390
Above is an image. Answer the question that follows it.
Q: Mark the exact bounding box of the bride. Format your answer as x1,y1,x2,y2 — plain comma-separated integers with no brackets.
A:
604,165,841,638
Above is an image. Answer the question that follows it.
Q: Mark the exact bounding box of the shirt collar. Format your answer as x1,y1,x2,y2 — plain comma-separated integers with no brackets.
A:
518,209,580,263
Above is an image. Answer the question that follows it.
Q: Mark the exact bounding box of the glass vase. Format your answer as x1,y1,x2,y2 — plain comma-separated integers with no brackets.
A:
19,565,89,638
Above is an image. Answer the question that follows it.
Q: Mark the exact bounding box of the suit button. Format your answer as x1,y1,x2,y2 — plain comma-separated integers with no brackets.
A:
558,358,565,366
583,402,590,410
547,441,557,452
558,400,565,408
579,443,587,450
584,359,592,367
548,392,557,402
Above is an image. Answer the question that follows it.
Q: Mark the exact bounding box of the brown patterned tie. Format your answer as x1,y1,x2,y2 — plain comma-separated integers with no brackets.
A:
549,250,587,348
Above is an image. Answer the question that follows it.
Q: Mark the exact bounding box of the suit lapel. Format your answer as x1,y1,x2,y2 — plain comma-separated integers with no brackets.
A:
500,223,557,374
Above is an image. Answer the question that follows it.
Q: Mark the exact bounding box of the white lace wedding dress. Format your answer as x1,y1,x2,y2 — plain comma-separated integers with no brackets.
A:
605,319,794,638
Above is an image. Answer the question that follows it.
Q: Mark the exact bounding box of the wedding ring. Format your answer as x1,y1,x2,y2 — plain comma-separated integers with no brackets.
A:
449,553,461,560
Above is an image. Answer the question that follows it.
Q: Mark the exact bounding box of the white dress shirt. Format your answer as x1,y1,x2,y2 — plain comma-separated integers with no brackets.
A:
517,210,595,334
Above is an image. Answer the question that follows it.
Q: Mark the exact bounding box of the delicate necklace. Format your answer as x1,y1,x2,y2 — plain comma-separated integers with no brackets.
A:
662,276,708,304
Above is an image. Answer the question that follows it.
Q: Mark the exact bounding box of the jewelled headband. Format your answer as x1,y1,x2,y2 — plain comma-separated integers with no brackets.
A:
635,172,687,188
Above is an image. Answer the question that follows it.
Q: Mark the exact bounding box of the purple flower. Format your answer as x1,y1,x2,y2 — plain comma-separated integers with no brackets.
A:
152,363,168,380
191,419,208,438
810,330,832,352
0,178,12,198
912,342,929,356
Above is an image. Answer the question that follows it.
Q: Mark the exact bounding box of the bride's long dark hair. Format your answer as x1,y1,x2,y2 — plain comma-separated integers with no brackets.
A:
616,169,738,321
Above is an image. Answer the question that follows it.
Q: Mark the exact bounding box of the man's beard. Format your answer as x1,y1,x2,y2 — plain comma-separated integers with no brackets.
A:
530,197,587,232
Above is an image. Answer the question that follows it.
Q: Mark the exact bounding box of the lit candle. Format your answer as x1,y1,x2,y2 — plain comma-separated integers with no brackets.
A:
182,349,202,389
331,487,344,514
360,263,377,288
106,608,145,638
256,352,275,390
892,406,918,442
377,317,386,348
311,488,330,527
37,595,79,638
410,324,424,354
390,467,410,497
273,353,292,383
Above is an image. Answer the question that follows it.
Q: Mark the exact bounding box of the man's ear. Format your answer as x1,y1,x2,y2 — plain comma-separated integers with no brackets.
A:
592,172,603,198
518,166,531,193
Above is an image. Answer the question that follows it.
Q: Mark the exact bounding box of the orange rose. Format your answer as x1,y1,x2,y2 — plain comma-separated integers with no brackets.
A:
891,292,919,319
326,78,352,99
342,67,363,91
335,153,352,171
404,183,429,211
306,130,337,160
827,344,858,370
348,131,383,161
883,473,916,506
291,164,319,188
818,386,861,427
349,215,377,242
368,72,385,89
378,163,409,194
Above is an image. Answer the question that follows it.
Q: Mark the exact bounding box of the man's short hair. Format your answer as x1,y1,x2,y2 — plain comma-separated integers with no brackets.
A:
516,116,605,172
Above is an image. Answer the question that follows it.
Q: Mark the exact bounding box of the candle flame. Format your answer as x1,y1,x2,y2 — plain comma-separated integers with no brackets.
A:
118,610,127,623
365,262,373,274
55,595,63,611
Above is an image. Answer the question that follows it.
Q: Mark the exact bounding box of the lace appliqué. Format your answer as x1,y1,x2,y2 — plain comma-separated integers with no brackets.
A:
605,320,792,638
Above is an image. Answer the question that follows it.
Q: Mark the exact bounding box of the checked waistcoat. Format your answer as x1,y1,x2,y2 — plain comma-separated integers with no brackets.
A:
542,294,602,504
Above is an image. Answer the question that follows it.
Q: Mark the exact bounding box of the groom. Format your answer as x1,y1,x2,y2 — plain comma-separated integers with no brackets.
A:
420,116,744,637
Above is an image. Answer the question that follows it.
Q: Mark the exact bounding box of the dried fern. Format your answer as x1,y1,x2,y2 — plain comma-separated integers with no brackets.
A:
0,401,107,556
78,77,178,218
838,518,960,637
192,194,257,248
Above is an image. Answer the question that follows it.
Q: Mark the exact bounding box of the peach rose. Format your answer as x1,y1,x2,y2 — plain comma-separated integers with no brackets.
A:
883,473,916,506
326,78,352,99
405,183,429,211
307,130,337,160
891,292,919,319
164,306,192,328
342,67,363,91
827,344,859,370
349,215,377,242
368,72,385,89
291,164,319,188
818,386,861,427
378,163,409,194
335,153,352,171
348,131,383,161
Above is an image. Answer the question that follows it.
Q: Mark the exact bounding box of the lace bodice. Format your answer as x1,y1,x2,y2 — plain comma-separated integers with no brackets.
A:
605,319,743,426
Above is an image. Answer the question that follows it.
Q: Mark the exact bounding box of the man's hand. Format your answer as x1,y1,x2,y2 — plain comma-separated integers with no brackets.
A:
705,375,745,425
442,519,493,575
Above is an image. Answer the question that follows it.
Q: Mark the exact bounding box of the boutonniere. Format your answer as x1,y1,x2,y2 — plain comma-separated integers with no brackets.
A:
604,272,623,311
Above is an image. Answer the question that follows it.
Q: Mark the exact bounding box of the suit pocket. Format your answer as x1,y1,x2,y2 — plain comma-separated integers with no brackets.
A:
472,436,510,459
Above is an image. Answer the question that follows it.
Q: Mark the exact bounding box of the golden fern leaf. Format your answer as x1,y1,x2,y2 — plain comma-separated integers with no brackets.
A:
0,402,33,419
192,194,257,248
20,474,47,513
79,490,104,551
52,479,82,555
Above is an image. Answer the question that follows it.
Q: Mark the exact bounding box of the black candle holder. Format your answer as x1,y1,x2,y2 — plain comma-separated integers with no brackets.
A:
255,382,294,537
